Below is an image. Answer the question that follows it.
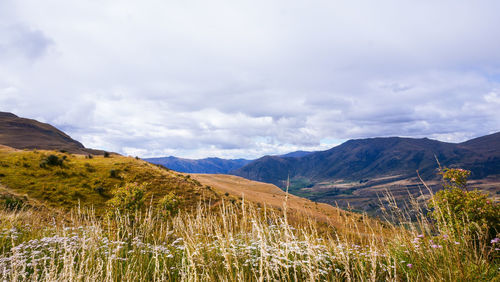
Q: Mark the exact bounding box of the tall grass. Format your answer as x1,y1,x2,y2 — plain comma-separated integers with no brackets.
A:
0,193,498,281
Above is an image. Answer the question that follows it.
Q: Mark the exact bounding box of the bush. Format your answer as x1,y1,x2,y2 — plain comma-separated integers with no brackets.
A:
0,194,26,211
157,192,180,216
94,186,105,195
429,168,500,238
109,169,120,179
40,154,64,168
108,183,146,213
104,152,110,158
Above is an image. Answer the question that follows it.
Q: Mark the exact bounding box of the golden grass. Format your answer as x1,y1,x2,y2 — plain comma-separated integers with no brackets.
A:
0,147,219,214
189,174,383,236
0,196,497,281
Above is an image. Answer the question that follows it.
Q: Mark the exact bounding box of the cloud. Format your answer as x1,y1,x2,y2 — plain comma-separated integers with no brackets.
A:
0,24,53,62
1,0,500,158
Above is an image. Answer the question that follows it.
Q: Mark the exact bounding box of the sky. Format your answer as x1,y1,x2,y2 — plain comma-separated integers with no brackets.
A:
1,0,500,159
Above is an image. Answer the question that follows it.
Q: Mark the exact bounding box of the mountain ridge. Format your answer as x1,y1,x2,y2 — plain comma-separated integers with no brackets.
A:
145,156,252,174
0,111,105,155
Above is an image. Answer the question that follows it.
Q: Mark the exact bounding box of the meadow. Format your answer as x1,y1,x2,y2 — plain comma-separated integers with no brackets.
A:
0,191,498,281
0,147,498,281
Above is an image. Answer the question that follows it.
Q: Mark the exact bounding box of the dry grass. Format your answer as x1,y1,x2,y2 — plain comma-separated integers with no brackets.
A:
0,148,498,280
0,191,497,281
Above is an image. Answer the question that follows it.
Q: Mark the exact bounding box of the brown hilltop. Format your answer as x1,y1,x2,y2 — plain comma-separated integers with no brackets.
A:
0,112,105,155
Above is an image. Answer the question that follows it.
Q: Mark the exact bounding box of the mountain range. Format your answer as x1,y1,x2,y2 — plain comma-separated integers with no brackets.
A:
144,151,315,174
145,156,252,174
230,133,500,213
232,133,500,187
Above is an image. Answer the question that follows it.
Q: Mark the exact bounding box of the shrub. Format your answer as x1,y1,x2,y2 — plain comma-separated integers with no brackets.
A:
104,152,110,158
94,186,105,195
0,194,25,211
108,183,146,213
109,169,120,179
157,192,180,216
429,168,500,238
40,154,64,168
84,163,96,172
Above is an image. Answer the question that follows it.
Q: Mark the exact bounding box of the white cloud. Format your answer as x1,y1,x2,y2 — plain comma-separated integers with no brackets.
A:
1,0,500,158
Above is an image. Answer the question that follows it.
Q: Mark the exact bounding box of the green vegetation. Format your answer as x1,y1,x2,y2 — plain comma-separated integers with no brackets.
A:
429,168,500,239
157,192,180,217
107,182,146,213
39,154,64,168
0,148,218,213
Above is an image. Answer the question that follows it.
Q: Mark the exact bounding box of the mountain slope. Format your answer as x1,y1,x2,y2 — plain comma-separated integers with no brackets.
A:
188,173,377,233
0,145,219,213
233,134,500,187
145,156,251,174
231,133,500,213
0,112,104,155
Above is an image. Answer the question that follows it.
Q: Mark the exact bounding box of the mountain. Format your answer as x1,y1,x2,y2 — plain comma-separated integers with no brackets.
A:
144,156,252,174
0,112,104,155
233,133,500,186
231,133,500,213
279,150,314,158
145,151,314,174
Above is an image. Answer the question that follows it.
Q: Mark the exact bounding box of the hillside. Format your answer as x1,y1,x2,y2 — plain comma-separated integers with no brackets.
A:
145,156,251,173
189,174,353,229
0,112,104,155
0,145,219,213
232,133,500,213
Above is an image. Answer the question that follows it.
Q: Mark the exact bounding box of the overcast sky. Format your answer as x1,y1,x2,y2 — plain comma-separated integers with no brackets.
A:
1,1,500,159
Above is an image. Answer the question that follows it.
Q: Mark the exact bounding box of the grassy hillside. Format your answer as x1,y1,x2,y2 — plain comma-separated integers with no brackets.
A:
0,146,219,213
189,174,369,232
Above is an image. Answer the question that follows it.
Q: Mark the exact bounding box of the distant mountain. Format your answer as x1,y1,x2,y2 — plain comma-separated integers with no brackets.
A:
145,156,252,174
279,150,314,158
232,133,500,187
0,112,105,155
145,151,314,174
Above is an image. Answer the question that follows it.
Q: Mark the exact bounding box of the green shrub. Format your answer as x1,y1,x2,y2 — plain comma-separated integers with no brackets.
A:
94,186,105,195
0,194,26,210
109,169,120,179
429,168,500,238
40,154,64,168
108,183,146,213
84,163,96,172
157,192,180,216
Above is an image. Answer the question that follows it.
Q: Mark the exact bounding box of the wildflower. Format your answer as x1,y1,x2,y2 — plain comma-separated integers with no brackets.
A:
417,234,424,238
407,263,413,268
491,238,499,244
